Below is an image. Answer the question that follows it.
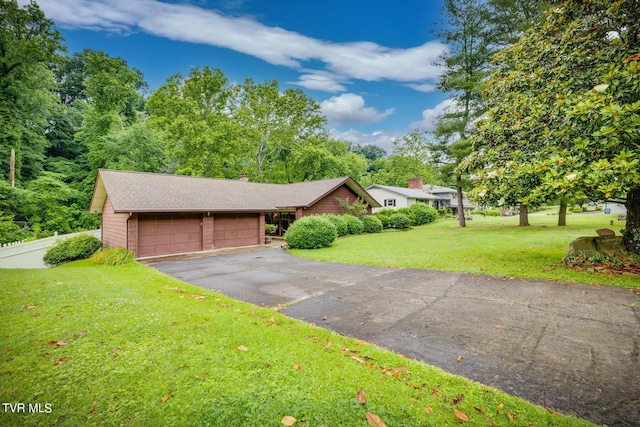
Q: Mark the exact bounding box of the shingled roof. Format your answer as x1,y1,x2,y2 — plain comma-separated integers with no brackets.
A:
89,170,379,214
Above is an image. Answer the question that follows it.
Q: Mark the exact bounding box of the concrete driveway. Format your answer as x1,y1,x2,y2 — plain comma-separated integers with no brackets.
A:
150,247,640,426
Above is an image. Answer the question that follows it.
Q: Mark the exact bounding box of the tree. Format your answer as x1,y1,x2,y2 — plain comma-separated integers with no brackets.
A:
234,79,327,182
0,0,64,182
372,130,439,187
433,0,494,227
433,0,547,227
462,0,640,253
146,67,239,177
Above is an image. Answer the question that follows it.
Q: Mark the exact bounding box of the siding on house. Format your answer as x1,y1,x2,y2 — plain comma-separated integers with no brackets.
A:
367,187,433,212
128,214,138,255
101,196,128,249
301,186,372,217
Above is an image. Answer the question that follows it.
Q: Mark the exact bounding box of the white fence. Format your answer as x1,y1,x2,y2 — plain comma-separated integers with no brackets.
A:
0,230,101,269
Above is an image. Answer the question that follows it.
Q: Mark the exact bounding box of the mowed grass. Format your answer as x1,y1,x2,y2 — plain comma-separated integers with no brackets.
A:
290,214,640,288
0,262,594,426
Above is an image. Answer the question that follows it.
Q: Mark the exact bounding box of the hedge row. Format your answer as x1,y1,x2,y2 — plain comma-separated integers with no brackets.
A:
373,203,439,229
283,214,383,249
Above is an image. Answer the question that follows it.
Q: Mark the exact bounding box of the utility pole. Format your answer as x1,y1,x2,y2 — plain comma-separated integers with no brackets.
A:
10,148,15,187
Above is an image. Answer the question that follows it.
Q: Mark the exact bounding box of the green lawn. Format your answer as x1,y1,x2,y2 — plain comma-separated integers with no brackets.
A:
0,262,594,426
290,213,640,288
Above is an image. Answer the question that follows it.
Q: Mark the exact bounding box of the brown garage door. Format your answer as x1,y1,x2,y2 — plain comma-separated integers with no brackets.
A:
138,214,202,257
213,213,260,248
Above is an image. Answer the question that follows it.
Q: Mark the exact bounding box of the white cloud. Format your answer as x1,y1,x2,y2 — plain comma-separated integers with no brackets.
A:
329,128,400,154
35,0,446,92
288,73,346,92
321,94,395,126
403,82,437,93
409,99,455,132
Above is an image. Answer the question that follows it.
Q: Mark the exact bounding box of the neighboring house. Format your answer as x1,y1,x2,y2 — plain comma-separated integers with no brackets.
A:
366,185,439,211
366,177,475,215
422,184,476,216
89,169,379,258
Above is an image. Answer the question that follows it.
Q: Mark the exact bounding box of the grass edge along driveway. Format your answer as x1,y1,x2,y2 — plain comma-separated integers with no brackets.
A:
0,262,595,426
290,214,640,288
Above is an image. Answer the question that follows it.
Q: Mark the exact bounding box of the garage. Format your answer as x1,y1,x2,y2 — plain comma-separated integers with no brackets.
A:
138,214,202,257
213,213,260,248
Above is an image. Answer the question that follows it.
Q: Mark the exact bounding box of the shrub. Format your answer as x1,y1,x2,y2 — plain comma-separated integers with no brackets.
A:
409,203,438,225
397,208,416,225
264,224,278,235
361,215,383,233
90,247,135,266
336,196,369,218
341,214,364,235
323,214,349,237
389,213,410,229
570,206,583,213
373,211,392,228
43,234,102,267
283,216,337,249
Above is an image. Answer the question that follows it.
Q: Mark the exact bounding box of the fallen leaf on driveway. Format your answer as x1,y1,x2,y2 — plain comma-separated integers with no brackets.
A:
457,355,463,362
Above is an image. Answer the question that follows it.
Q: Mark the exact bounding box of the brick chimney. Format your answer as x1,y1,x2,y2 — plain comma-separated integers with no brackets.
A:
239,173,249,183
408,177,423,190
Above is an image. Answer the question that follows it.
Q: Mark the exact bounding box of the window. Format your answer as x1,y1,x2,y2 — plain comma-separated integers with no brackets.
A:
384,199,396,207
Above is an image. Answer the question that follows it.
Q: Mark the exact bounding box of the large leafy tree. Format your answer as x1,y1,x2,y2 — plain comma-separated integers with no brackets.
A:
146,66,239,177
0,0,64,182
463,0,640,253
234,79,327,182
147,70,329,182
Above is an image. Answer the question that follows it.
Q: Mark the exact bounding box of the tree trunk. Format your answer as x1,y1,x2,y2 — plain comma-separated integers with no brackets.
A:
622,187,640,255
519,204,530,226
456,174,466,228
558,200,567,226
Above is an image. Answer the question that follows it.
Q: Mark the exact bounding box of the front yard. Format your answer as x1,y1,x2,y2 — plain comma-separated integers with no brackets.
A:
290,214,640,288
0,261,594,426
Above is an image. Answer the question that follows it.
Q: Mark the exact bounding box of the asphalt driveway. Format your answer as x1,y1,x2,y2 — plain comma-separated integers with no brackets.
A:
150,247,640,426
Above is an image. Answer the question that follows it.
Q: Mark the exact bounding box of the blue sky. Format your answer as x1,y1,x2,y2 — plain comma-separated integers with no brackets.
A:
31,0,453,153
